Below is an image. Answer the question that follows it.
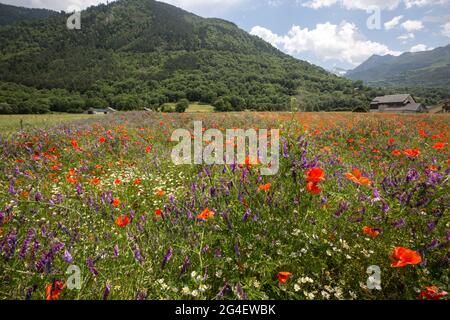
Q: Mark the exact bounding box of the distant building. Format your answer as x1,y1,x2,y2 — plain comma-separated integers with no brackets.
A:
370,94,425,113
86,107,117,115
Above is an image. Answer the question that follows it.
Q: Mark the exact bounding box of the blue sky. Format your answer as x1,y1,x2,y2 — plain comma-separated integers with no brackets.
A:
2,0,450,70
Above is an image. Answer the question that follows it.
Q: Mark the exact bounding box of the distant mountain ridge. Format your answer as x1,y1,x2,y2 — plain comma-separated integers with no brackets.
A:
0,3,58,27
0,0,373,113
346,45,450,87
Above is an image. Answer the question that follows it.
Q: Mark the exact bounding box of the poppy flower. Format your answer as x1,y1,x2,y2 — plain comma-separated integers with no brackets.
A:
258,183,271,192
99,137,106,143
391,150,401,156
419,286,448,300
71,140,79,149
90,178,101,185
114,179,122,186
156,189,165,197
155,209,162,216
197,208,215,220
277,272,292,284
432,142,445,150
306,182,322,195
363,226,380,238
111,199,121,207
404,148,421,158
306,168,325,183
115,215,130,228
133,179,142,185
145,146,152,153
345,168,372,187
391,247,422,268
45,281,65,300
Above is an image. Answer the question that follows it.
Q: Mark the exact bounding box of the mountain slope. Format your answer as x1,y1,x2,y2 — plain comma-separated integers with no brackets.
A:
0,0,370,113
346,45,450,87
0,3,58,27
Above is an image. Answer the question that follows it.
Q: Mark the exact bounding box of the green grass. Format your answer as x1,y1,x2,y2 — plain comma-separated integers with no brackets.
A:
0,114,95,135
161,103,215,113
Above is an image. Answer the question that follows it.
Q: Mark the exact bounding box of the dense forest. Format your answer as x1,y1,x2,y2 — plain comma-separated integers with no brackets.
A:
0,0,448,114
0,3,57,27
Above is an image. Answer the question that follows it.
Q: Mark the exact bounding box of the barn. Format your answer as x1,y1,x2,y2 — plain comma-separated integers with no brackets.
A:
370,94,425,113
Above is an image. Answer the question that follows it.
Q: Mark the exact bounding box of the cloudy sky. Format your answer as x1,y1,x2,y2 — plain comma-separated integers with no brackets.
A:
2,0,450,70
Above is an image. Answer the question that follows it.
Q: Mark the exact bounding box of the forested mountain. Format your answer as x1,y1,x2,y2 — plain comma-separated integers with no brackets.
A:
0,3,58,27
347,45,450,87
0,0,379,113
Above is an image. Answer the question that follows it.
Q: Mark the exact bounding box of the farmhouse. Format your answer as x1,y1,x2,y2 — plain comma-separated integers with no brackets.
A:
370,94,425,113
86,107,117,115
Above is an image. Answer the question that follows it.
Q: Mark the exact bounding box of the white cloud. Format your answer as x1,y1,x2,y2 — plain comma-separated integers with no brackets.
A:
301,0,448,10
409,44,433,52
401,20,424,32
384,15,403,30
250,22,401,66
404,0,449,8
442,22,450,37
398,32,415,41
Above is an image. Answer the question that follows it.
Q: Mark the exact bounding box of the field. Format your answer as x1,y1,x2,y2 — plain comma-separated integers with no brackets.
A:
0,112,448,300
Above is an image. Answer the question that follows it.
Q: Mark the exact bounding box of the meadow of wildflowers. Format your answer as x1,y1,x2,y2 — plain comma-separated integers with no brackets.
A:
0,112,448,300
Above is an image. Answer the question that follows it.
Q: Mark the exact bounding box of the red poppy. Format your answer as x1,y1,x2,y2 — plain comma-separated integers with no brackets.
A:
156,189,165,197
306,182,322,195
115,215,130,228
345,168,372,187
419,286,448,300
197,208,215,220
90,178,101,185
404,148,421,158
45,280,65,300
306,168,325,183
155,209,162,216
432,142,445,150
71,140,79,149
277,272,293,284
111,199,121,207
114,179,122,186
258,183,271,192
391,150,401,156
133,179,142,185
99,137,106,143
145,146,152,153
391,247,422,268
362,226,380,238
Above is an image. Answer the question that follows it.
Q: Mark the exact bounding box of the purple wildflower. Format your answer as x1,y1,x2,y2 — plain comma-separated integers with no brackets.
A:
161,247,173,269
86,257,99,276
180,256,190,274
19,228,35,259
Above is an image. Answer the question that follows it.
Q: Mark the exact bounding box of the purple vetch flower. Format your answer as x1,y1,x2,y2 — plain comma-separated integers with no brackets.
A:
217,282,231,298
103,284,111,300
426,170,443,185
76,183,83,196
282,138,289,158
406,168,419,182
381,201,390,213
214,247,222,258
86,257,99,276
333,201,349,218
134,245,144,264
19,228,35,259
8,180,16,195
136,291,147,300
63,250,73,263
391,218,406,228
161,247,173,269
1,229,17,259
234,242,241,258
180,256,190,274
36,242,65,271
113,244,119,258
235,283,248,300
371,188,381,203
428,239,440,249
31,239,40,261
242,208,251,222
202,245,209,255
34,192,42,202
25,285,37,300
